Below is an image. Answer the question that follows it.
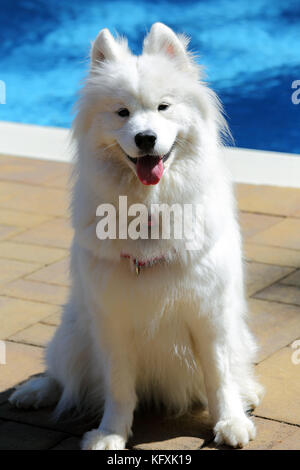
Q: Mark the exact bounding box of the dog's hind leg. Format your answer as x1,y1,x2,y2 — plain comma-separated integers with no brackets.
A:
45,297,95,417
9,375,61,410
9,297,91,414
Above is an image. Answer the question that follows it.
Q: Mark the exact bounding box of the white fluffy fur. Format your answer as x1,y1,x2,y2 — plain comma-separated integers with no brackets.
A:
10,23,263,450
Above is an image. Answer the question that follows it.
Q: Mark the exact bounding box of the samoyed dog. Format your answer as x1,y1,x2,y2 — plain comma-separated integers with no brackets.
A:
10,23,262,450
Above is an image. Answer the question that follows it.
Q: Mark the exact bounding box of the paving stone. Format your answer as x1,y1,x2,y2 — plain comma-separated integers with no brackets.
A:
43,166,71,190
0,224,23,240
0,241,67,264
0,296,59,339
0,342,44,400
235,184,262,208
239,212,283,239
12,218,73,249
0,420,67,450
254,283,300,306
0,181,69,217
26,258,70,287
245,417,300,450
0,279,68,305
0,258,40,286
281,269,300,287
202,417,300,450
0,181,21,203
249,218,300,251
129,407,212,450
291,208,300,218
248,298,300,362
244,243,300,268
246,261,293,296
236,184,300,216
254,346,300,426
0,154,70,187
0,208,51,228
9,323,57,348
41,311,62,327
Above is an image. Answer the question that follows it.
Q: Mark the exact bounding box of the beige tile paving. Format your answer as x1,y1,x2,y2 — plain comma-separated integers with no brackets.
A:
0,181,69,217
239,212,283,239
291,207,300,218
0,279,68,305
254,345,300,426
244,243,300,268
236,184,300,216
41,311,62,327
254,283,300,306
26,257,70,287
0,208,51,228
0,342,44,396
43,170,71,190
0,181,18,204
9,322,57,348
246,261,293,296
0,241,67,264
246,418,300,450
248,298,300,362
0,296,58,339
0,258,40,287
281,269,300,287
0,160,299,450
249,217,300,250
12,218,73,249
0,224,23,241
0,154,70,187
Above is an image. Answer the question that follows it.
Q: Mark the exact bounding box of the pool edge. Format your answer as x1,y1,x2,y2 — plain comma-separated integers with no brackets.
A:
0,121,299,188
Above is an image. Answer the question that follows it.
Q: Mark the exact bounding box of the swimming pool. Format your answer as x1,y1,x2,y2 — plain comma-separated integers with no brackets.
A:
0,0,299,153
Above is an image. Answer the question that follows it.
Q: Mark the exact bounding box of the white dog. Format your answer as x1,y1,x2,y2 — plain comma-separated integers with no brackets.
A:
10,23,262,450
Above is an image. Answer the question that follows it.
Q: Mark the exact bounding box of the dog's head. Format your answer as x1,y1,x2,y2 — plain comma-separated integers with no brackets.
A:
74,23,227,186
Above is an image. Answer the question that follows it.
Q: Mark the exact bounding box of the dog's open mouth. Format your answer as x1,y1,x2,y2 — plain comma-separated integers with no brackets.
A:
127,150,172,186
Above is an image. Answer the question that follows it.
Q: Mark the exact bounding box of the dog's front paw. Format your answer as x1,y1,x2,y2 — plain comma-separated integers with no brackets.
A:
81,429,126,450
214,415,256,448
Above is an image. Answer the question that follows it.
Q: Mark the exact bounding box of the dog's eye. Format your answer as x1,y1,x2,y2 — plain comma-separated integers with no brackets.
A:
158,103,169,111
117,108,130,117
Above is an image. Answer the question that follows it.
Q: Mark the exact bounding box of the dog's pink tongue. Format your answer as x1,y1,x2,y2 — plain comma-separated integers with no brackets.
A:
136,156,164,185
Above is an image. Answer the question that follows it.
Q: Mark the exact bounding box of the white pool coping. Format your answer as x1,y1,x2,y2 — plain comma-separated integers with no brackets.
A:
0,120,299,188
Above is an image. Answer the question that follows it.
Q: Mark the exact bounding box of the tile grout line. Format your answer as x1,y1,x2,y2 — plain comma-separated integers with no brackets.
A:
243,256,300,269
0,292,65,307
7,338,46,349
251,296,300,309
252,413,300,429
248,267,299,297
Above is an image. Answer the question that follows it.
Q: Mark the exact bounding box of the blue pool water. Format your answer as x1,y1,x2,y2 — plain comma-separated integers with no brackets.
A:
0,0,300,153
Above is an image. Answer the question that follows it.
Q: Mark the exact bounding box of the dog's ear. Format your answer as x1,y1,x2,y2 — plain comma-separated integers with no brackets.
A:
91,29,128,65
143,23,190,63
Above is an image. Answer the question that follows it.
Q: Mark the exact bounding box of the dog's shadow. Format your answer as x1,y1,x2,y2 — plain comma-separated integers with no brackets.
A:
0,378,226,450
128,403,214,450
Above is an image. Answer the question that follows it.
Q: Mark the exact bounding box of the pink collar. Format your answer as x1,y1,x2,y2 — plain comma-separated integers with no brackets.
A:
120,252,166,275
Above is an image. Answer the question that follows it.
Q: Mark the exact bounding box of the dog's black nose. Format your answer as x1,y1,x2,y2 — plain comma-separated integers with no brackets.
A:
135,131,157,152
